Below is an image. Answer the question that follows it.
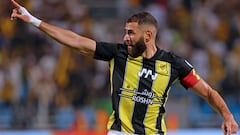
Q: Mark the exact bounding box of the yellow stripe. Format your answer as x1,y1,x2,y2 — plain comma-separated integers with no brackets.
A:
109,59,114,94
107,111,116,130
192,69,201,80
107,59,115,130
119,57,142,133
161,114,167,135
144,61,171,134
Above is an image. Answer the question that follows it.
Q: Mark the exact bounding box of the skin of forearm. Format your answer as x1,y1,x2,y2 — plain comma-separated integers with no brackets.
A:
192,80,232,120
206,89,232,119
38,22,95,56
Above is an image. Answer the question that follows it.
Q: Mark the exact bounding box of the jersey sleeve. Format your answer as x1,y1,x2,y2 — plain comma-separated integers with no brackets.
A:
94,42,119,61
180,69,201,89
172,54,201,89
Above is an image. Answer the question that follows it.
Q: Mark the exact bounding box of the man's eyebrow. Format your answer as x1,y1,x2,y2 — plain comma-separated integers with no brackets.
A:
125,29,134,34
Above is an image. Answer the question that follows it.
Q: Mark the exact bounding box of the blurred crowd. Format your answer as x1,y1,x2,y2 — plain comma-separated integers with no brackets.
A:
0,0,239,130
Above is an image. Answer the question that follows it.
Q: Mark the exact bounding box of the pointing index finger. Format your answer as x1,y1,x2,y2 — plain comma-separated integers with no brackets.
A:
11,0,22,9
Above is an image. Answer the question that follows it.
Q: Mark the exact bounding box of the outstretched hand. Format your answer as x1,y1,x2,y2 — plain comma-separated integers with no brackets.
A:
10,0,42,27
10,0,21,8
10,0,29,22
221,115,239,135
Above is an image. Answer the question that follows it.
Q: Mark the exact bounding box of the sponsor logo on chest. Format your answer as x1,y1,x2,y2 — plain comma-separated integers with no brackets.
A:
138,68,158,80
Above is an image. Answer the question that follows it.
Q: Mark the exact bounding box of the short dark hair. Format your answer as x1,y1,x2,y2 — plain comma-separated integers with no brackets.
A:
126,12,158,30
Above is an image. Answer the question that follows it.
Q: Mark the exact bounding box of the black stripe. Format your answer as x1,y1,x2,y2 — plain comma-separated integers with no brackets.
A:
157,106,165,134
157,73,175,133
110,56,128,131
132,58,155,134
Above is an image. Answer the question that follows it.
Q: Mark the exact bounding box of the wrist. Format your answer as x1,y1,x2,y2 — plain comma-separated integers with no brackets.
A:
29,16,42,27
223,113,233,120
19,7,42,27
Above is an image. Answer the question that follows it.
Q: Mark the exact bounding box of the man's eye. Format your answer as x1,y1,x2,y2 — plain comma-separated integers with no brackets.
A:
128,31,133,35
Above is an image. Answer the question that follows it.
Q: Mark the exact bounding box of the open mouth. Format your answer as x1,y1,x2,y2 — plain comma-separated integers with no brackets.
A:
124,42,133,49
127,45,133,49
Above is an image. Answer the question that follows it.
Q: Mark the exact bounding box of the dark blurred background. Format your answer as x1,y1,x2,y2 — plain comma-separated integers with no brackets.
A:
0,0,239,131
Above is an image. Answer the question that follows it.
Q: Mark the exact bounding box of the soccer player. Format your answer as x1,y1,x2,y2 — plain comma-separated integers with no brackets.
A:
10,0,238,135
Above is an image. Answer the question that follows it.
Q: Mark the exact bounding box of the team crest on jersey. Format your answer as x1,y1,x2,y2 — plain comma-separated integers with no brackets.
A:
158,62,169,75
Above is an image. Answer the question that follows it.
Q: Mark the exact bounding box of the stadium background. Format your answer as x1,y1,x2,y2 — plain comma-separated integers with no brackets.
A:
0,0,239,134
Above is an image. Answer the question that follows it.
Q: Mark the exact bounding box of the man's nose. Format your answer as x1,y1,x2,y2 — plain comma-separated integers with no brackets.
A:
123,34,130,41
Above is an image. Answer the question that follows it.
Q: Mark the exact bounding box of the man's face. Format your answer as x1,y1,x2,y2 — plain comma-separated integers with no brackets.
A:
124,22,146,58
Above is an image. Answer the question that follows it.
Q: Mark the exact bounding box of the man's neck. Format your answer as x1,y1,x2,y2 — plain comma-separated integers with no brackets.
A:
142,43,157,59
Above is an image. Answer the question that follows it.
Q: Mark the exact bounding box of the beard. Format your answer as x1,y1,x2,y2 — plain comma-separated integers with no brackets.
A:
126,37,146,58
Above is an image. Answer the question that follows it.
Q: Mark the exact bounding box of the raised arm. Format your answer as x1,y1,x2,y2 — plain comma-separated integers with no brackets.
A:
10,0,96,57
191,79,239,135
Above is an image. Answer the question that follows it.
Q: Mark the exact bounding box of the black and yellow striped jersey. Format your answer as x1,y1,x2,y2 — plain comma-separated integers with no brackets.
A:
94,42,197,135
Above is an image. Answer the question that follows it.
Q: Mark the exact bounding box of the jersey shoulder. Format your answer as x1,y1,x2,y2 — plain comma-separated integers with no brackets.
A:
95,42,127,61
156,48,193,79
156,49,185,64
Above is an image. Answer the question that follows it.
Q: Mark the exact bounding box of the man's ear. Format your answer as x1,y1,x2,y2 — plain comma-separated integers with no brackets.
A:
145,30,153,42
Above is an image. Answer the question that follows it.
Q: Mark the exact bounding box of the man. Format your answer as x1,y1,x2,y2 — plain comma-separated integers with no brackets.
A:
10,0,238,135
